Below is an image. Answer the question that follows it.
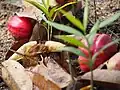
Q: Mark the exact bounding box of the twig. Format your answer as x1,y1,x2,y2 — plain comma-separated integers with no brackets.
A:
93,0,97,22
10,49,28,57
9,49,40,62
9,49,42,57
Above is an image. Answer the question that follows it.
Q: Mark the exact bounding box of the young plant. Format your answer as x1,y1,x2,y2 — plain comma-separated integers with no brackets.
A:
44,0,120,89
25,0,77,40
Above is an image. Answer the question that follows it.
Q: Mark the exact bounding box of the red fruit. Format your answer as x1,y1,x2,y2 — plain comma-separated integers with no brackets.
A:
78,56,90,72
93,34,117,67
78,47,91,71
7,16,34,40
78,34,117,72
93,34,117,55
78,47,89,57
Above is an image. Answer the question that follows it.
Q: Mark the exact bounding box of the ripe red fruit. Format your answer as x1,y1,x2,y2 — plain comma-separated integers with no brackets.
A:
93,34,117,67
78,34,117,72
78,47,89,57
93,34,117,56
78,47,96,72
7,16,34,40
78,47,91,72
78,56,90,72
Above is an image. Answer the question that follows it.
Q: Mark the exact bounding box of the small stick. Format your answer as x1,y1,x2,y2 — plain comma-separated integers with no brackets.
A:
10,49,45,57
10,49,27,57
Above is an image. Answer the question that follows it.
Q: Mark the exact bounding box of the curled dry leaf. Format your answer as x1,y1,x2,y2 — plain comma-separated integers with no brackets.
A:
1,60,33,90
8,41,38,67
5,39,29,60
45,41,66,52
8,41,37,61
8,41,65,67
28,43,49,56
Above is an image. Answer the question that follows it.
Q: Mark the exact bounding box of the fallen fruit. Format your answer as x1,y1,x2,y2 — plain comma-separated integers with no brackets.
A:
78,34,117,72
7,15,34,40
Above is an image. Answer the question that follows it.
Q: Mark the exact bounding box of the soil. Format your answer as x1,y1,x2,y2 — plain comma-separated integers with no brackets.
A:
0,0,120,90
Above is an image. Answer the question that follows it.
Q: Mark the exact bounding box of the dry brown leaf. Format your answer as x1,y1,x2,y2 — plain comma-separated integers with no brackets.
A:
29,23,47,41
5,39,29,60
81,69,120,84
26,57,72,90
8,41,37,61
8,41,39,67
1,60,33,90
16,0,42,20
33,73,61,90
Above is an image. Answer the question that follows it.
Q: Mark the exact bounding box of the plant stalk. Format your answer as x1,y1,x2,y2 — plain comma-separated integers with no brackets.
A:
68,52,75,82
47,24,50,40
90,64,94,90
85,36,94,90
50,26,53,40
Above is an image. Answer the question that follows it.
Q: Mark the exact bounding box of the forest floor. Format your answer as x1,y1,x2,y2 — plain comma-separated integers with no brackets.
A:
0,0,120,89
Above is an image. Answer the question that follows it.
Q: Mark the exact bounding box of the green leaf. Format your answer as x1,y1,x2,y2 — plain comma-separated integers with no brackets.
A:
83,0,89,30
100,12,120,28
25,0,49,18
42,0,47,9
58,46,85,57
49,6,58,18
55,2,76,11
46,0,49,7
88,20,100,45
55,35,86,47
47,21,84,36
60,10,84,33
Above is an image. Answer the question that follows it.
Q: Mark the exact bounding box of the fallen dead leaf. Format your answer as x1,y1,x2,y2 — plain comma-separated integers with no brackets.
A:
81,69,120,84
1,60,33,90
26,57,72,90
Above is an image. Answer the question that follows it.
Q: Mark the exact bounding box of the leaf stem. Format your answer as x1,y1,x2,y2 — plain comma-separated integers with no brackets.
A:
84,36,94,90
90,61,94,90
